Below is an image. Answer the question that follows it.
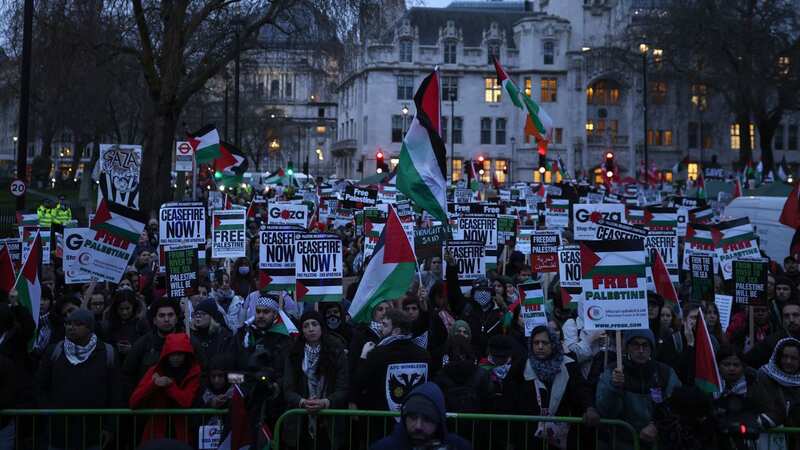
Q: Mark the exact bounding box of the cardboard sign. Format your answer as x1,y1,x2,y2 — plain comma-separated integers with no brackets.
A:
159,202,206,246
643,207,678,231
454,188,474,204
443,240,486,295
266,201,307,227
259,225,303,291
68,228,135,283
211,209,246,258
515,226,536,254
414,225,452,259
453,214,498,271
531,230,560,273
294,233,343,302
97,144,142,209
519,280,548,336
21,227,51,265
580,240,648,330
733,259,768,306
166,246,198,300
545,198,570,229
646,229,679,284
714,218,760,280
690,255,715,303
572,203,626,241
558,245,582,305
62,228,95,284
683,223,717,272
342,186,378,209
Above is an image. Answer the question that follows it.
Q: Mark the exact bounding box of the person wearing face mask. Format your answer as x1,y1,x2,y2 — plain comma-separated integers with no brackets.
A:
230,258,257,298
318,301,352,348
212,270,246,333
752,337,800,429
189,299,234,370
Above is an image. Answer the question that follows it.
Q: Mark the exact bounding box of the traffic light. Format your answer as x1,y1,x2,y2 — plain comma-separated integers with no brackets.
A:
376,151,385,173
214,170,222,180
604,151,615,178
477,155,486,175
538,154,547,174
287,161,294,176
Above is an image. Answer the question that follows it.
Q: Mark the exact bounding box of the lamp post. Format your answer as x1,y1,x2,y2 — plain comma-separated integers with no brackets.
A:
639,43,649,184
450,93,455,182
510,136,516,183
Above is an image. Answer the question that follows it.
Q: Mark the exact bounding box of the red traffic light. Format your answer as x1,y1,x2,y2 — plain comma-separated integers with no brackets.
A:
605,151,614,159
477,155,485,162
376,151,384,159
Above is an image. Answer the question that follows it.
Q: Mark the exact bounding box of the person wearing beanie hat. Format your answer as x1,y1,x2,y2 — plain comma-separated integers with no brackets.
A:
189,299,234,370
370,382,471,450
596,325,681,448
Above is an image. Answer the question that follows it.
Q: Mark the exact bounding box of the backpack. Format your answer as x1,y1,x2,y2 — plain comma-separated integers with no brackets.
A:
443,369,485,413
51,340,115,368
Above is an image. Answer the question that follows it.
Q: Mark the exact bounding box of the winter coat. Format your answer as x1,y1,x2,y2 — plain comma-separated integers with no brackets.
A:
656,331,719,385
233,323,291,380
129,333,202,445
123,330,169,396
353,336,431,411
433,360,491,413
744,329,798,369
348,323,381,405
190,322,234,369
751,371,800,427
370,382,472,450
518,355,591,416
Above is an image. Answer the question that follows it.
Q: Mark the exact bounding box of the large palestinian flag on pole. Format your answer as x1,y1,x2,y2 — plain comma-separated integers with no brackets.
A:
494,57,553,143
188,125,221,164
349,206,417,323
92,198,148,242
15,231,42,330
396,70,448,222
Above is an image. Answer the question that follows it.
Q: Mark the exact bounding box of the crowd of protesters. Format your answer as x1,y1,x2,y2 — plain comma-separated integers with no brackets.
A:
2,191,800,450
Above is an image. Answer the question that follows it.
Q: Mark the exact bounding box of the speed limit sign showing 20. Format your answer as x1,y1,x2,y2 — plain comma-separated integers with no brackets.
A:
9,179,26,197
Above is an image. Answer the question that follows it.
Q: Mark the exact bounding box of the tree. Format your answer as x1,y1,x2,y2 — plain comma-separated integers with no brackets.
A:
627,0,800,173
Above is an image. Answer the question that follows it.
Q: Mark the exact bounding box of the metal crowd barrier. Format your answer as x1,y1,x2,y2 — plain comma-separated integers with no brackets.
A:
0,408,227,450
272,408,642,450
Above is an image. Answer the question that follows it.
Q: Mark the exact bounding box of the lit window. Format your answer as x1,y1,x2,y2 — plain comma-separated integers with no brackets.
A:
554,128,563,144
484,77,502,103
691,84,708,111
480,118,492,145
587,80,620,105
730,124,741,150
593,168,603,185
750,124,756,149
652,48,663,68
650,81,668,105
444,41,457,64
779,56,791,76
524,78,532,97
688,163,699,181
541,77,557,102
399,40,413,63
452,159,463,181
664,172,673,182
663,130,673,146
534,170,552,183
480,159,491,183
494,160,507,184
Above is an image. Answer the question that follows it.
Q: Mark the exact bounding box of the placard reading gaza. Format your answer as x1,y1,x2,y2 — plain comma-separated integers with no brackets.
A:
443,240,486,295
211,209,246,258
165,246,198,301
342,186,378,209
159,202,206,246
572,203,626,241
267,202,308,227
294,233,343,302
733,259,767,306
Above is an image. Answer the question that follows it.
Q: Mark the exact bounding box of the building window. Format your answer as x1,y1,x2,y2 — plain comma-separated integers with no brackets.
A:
453,117,463,143
524,77,532,97
391,115,412,143
441,117,448,143
647,129,673,146
480,159,491,183
663,130,673,146
363,116,368,143
270,80,280,98
397,75,414,100
587,80,620,105
554,128,563,144
689,122,698,149
779,56,791,77
652,48,663,69
776,125,785,150
730,124,741,150
494,160,507,184
444,41,457,64
789,125,799,150
495,118,506,145
399,39,413,62
691,84,708,111
688,163,699,181
318,107,325,118
452,158,463,181
480,118,492,144
484,77,502,103
285,79,293,98
534,170,553,184
541,77,557,102
442,76,458,101
649,81,668,105
487,43,500,65
543,40,555,65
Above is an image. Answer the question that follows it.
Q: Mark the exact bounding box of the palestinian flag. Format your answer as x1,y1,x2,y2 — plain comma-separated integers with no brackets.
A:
214,141,249,185
626,207,646,225
270,309,299,336
218,385,255,450
652,250,678,308
696,170,706,200
780,182,800,229
695,309,721,395
92,198,148,242
689,206,713,224
732,176,743,199
518,281,544,306
501,298,521,330
493,57,552,143
188,125,221,163
348,206,416,323
685,224,716,257
0,244,16,294
213,209,245,231
644,207,678,230
15,231,42,330
396,70,448,221
17,213,38,227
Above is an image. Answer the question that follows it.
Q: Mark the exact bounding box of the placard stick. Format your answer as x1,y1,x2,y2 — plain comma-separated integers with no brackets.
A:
748,306,755,351
615,331,623,369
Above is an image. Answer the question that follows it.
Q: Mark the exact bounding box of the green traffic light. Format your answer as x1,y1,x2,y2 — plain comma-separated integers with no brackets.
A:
287,168,294,176
214,170,222,180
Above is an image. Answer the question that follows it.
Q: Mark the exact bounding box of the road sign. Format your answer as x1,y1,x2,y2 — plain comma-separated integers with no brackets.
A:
175,141,193,172
9,179,26,197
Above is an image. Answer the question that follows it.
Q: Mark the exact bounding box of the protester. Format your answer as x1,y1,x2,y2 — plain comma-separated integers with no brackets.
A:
100,290,149,363
745,301,800,368
233,295,290,382
211,270,246,332
123,297,180,394
751,337,800,428
189,298,234,369
433,335,490,413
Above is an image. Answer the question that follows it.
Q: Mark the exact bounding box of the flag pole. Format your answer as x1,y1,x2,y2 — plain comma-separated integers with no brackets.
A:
615,331,623,369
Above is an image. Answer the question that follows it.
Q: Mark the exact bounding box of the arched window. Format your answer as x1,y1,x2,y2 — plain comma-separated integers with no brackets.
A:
586,80,621,105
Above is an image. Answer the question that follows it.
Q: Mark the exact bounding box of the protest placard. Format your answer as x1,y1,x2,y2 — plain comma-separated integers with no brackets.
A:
580,240,648,330
454,213,498,271
295,233,343,302
259,225,303,291
715,294,733,332
683,223,717,271
22,227,51,265
62,228,94,284
454,188,473,204
64,228,135,283
342,186,378,209
414,225,452,259
443,240,485,295
733,259,768,306
211,209,246,258
558,245,582,305
497,215,517,245
646,229,679,283
531,230,560,273
714,218,760,280
545,198,570,229
690,254,715,303
159,202,206,246
267,202,308,227
165,246,198,300
0,238,22,266
572,203,626,241
514,226,536,254
519,281,547,335
626,207,646,226
643,207,678,231
594,218,647,242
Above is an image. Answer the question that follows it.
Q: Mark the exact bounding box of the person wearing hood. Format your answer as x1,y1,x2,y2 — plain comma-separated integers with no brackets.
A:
319,301,352,348
517,325,592,449
211,269,246,332
129,333,201,445
402,293,431,349
282,311,349,449
595,329,681,449
370,382,471,450
36,309,122,450
433,335,491,413
745,302,800,368
123,297,181,397
751,337,800,428
431,319,472,375
189,298,234,370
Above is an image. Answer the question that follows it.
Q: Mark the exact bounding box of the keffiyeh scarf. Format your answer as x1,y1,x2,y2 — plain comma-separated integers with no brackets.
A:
760,337,800,387
63,334,98,365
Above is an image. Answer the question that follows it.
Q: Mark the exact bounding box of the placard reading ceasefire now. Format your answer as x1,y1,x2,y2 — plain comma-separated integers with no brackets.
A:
294,233,343,302
159,202,206,246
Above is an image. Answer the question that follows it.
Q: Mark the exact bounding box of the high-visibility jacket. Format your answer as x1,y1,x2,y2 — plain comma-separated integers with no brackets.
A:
52,204,72,225
37,205,53,228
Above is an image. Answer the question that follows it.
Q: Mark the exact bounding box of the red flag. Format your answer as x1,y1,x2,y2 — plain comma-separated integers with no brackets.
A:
694,309,721,395
246,201,256,219
0,245,15,294
652,250,678,308
227,385,254,450
780,183,800,229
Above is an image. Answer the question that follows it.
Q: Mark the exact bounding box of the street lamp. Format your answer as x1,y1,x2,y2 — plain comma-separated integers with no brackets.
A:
640,42,650,184
401,104,409,116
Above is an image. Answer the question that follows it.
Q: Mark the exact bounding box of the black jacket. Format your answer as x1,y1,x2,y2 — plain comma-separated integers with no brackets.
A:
233,323,290,380
348,323,381,405
353,336,431,411
433,360,492,413
122,331,168,396
191,325,234,370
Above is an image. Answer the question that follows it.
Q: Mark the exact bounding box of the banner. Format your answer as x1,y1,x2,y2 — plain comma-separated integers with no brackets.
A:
414,225,452,259
453,214,498,271
519,281,547,336
159,202,206,246
580,240,648,330
62,228,94,284
443,240,485,295
558,245,582,305
267,202,308,227
342,186,378,209
714,218,760,280
594,219,647,242
572,203,626,241
733,259,767,306
545,198,570,229
531,230,560,273
690,255,715,303
295,233,343,302
211,209,246,258
646,229,679,284
165,246,199,300
259,225,303,291
65,228,136,283
97,144,142,209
